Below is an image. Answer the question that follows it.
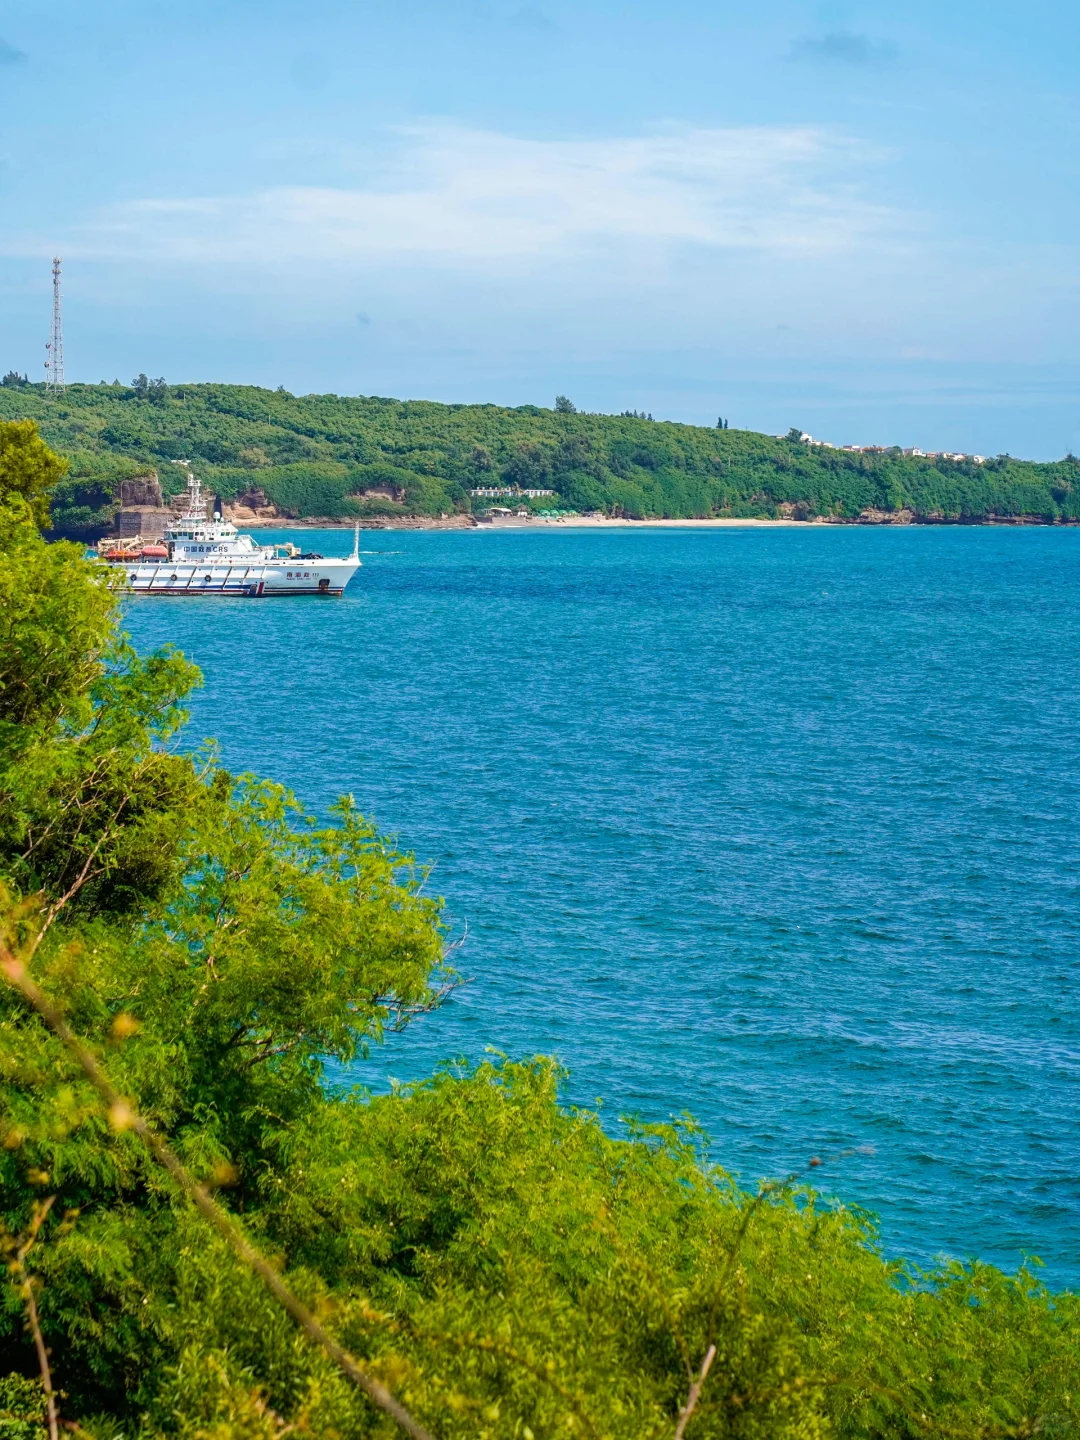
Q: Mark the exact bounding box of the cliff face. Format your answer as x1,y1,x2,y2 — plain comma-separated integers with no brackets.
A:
224,486,282,522
117,473,164,507
110,470,172,539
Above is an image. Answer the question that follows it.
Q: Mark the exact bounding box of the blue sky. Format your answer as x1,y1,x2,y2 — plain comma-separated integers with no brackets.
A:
2,0,1079,456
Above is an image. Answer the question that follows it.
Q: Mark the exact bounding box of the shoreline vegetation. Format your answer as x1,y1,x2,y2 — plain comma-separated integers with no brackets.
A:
1,419,1078,1438
1,378,1077,537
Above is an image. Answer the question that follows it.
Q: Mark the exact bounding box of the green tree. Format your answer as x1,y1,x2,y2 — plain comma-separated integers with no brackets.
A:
0,420,67,528
0,462,452,1428
502,442,552,490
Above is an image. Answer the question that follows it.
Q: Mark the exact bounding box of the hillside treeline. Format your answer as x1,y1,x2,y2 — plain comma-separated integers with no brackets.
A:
0,421,1077,1437
1,380,1077,532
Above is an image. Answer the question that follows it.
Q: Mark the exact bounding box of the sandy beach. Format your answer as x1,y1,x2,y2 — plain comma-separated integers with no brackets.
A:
225,511,826,531
223,509,1075,531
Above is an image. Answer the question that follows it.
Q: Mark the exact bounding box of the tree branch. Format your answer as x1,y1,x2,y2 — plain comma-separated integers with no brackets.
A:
31,763,154,945
390,975,469,1031
12,1196,60,1440
673,1343,715,1440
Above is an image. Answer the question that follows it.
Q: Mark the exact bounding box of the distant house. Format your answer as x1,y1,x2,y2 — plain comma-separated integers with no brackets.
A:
471,486,554,498
798,438,983,464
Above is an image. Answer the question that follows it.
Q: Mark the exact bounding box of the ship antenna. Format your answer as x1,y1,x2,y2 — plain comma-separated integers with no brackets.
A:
351,521,359,561
44,257,66,393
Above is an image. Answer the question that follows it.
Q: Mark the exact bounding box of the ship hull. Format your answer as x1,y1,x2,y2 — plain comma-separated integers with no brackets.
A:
107,559,360,596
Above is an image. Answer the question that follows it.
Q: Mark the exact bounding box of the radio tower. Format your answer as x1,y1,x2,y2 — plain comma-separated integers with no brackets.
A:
45,257,65,392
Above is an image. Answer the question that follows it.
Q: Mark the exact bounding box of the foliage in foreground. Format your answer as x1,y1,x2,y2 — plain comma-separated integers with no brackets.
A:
1,382,1078,532
0,421,1077,1439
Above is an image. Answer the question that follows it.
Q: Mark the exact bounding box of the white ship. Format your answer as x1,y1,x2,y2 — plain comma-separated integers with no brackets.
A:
97,466,361,597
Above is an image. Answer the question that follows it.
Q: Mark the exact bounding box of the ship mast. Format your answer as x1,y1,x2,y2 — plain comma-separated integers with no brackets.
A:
171,459,205,520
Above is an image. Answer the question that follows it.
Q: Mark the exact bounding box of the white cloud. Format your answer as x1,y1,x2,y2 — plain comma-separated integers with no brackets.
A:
61,121,897,272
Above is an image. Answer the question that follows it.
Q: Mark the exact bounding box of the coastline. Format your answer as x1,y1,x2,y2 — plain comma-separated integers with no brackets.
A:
227,513,814,530
223,511,1080,531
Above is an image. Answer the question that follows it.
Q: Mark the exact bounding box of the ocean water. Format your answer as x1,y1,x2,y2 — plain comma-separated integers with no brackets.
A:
124,525,1080,1287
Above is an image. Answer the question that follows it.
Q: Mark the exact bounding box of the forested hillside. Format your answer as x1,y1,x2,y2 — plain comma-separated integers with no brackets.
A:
1,377,1077,532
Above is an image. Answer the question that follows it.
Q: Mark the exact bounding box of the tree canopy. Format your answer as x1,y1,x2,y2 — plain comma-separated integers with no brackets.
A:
0,421,1077,1439
0,418,68,529
1,382,1077,533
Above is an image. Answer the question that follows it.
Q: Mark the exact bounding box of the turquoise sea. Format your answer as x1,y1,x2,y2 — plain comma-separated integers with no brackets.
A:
125,525,1080,1287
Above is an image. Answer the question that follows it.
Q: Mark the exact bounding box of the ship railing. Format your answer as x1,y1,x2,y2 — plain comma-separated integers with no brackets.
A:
129,564,267,594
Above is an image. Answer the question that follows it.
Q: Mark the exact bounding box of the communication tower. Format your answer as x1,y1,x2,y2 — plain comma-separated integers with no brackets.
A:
45,257,65,392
